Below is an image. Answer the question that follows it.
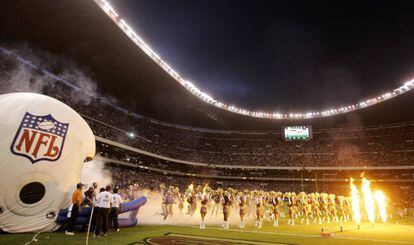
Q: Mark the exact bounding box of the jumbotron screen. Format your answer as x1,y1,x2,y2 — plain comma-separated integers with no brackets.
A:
282,126,313,140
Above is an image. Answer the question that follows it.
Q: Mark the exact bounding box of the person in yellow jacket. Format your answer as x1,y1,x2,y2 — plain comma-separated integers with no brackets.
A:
65,183,84,235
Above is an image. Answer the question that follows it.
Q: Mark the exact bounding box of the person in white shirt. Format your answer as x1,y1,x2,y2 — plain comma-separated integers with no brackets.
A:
94,186,112,237
110,188,123,232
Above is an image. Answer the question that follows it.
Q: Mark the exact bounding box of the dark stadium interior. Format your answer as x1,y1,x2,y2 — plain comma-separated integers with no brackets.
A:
1,0,414,130
0,0,414,242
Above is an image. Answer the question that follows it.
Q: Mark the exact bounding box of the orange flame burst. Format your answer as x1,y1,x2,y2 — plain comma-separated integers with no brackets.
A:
350,178,361,224
374,190,387,223
361,178,375,223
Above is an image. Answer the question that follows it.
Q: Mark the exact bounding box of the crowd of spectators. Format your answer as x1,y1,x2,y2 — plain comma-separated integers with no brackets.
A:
97,142,414,181
47,83,414,168
4,81,414,168
96,122,414,167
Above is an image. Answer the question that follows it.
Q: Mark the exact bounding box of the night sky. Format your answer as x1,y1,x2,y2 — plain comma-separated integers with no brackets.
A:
111,0,414,112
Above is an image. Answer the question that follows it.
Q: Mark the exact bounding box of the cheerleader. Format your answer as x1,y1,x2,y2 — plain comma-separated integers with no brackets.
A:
199,191,209,229
299,192,311,225
254,194,264,228
320,193,330,223
312,193,322,224
221,191,232,229
185,187,197,216
161,186,174,221
270,191,280,227
238,191,248,229
339,196,351,223
328,194,339,223
278,192,285,218
286,192,297,226
211,189,222,217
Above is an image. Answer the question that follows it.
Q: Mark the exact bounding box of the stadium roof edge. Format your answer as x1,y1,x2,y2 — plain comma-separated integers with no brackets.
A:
94,0,414,121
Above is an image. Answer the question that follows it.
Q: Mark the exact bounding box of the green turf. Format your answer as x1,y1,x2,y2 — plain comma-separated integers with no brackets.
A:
1,217,414,244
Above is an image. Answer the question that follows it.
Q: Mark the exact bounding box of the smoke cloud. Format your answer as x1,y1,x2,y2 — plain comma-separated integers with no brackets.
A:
0,44,98,104
0,52,51,93
135,190,255,226
80,157,113,188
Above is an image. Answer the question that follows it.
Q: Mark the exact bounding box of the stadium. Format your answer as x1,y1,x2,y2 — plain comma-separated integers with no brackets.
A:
1,0,414,244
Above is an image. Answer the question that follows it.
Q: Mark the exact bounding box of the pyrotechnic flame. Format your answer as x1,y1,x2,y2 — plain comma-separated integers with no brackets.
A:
350,178,361,224
374,190,387,223
361,178,375,224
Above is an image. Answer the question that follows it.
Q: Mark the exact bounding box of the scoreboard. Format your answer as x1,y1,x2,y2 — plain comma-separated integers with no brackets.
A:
282,126,312,140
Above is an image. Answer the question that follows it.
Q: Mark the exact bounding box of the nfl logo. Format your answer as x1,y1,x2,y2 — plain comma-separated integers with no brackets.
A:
10,112,69,163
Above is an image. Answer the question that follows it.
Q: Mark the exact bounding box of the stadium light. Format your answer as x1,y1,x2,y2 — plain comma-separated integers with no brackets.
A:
95,0,414,120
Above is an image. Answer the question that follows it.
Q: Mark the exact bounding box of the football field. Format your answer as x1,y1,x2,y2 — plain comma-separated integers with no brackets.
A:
1,217,414,245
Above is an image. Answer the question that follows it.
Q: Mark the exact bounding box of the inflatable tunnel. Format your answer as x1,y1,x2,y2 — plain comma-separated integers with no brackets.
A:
0,93,96,233
56,196,147,227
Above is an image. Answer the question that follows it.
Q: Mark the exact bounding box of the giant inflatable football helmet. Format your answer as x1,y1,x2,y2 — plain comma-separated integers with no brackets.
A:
0,93,95,233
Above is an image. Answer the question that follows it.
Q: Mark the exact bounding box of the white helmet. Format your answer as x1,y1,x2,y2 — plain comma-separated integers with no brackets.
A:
0,93,95,233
